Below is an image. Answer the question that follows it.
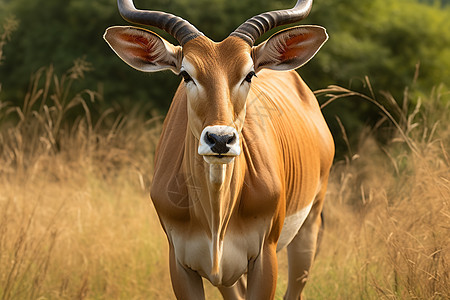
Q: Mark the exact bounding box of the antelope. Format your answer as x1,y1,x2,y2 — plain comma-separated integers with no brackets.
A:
104,0,334,299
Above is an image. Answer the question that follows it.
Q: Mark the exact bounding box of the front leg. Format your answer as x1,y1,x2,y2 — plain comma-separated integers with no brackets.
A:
169,244,205,300
246,243,278,300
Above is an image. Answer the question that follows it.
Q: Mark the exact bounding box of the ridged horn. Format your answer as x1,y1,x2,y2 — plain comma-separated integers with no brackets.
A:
117,0,203,46
230,0,313,46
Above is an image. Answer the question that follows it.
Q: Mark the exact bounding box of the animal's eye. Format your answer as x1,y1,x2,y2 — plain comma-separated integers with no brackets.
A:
180,71,192,83
244,71,256,83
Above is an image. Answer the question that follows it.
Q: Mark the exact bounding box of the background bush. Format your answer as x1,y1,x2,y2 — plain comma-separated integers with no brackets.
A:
1,0,449,156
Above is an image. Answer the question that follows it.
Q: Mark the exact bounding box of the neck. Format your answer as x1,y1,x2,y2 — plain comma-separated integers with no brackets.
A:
183,130,244,276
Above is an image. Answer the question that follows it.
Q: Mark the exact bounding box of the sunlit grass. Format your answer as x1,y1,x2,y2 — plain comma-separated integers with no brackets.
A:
0,61,171,299
300,82,450,299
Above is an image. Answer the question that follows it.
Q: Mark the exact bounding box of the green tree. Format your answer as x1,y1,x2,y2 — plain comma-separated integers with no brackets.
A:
1,0,449,157
305,0,450,154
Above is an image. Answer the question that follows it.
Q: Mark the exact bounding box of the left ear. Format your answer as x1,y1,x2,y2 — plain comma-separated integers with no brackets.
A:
104,26,182,74
252,25,328,73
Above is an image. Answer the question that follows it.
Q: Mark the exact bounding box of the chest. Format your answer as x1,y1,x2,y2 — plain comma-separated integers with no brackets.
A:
168,219,267,286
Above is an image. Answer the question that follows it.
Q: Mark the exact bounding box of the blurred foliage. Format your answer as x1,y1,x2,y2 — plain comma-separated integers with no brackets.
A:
0,0,449,157
0,16,18,65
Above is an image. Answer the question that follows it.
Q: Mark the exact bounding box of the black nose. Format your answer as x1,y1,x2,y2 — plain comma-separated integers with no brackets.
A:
205,132,236,154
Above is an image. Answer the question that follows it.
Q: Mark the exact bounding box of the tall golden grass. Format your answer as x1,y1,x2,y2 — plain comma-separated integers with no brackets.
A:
0,61,171,299
1,60,448,298
298,82,449,299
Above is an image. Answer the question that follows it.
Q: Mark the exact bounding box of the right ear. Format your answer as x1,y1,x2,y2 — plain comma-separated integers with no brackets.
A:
252,25,328,73
104,26,182,74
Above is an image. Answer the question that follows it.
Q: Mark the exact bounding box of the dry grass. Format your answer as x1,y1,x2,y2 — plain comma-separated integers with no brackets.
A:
0,62,171,299
299,82,450,299
0,61,448,299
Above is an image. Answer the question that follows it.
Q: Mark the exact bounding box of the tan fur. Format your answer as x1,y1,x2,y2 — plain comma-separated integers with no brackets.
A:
148,36,334,300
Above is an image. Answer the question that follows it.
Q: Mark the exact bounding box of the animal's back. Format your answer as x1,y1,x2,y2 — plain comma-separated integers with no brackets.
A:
245,69,334,216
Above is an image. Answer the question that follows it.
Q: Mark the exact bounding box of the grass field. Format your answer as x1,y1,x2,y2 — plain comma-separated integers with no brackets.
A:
1,62,449,299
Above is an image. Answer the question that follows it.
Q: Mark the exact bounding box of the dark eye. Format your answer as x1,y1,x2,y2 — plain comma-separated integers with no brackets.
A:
244,71,256,83
180,71,192,83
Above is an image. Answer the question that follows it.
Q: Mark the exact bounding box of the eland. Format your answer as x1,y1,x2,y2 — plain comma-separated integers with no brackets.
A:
104,0,334,298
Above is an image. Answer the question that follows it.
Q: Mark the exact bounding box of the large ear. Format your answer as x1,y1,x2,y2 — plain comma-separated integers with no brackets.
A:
104,26,182,74
252,25,328,73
